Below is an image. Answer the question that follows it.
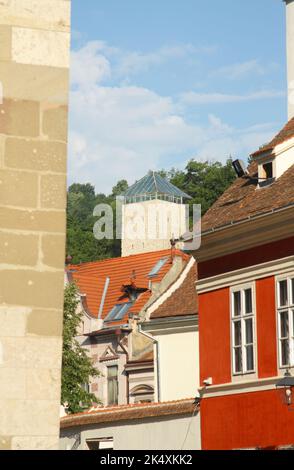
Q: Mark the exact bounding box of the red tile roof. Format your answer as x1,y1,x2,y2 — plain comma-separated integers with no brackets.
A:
251,117,294,157
201,119,294,233
60,398,197,429
150,262,198,319
69,249,190,325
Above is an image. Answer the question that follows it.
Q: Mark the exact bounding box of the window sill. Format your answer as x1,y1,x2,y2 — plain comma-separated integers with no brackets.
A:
231,372,257,384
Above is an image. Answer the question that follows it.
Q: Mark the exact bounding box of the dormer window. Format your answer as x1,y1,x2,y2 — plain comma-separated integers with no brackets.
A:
258,158,275,188
262,162,273,179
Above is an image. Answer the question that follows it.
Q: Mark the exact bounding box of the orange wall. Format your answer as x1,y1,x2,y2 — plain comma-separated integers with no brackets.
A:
199,288,231,385
199,236,294,279
201,390,294,450
256,277,278,378
200,277,278,384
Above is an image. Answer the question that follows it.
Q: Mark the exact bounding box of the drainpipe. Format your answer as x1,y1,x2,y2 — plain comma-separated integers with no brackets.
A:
138,326,161,402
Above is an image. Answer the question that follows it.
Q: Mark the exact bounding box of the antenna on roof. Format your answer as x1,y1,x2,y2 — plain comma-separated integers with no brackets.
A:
232,159,249,178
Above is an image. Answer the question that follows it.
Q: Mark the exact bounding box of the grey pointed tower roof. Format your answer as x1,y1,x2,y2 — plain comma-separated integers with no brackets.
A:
123,171,191,202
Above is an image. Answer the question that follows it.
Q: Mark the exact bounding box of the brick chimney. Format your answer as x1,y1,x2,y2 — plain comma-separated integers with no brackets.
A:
285,0,294,119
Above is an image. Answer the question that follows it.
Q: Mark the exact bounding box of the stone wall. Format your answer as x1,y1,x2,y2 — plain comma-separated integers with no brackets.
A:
121,200,187,257
0,0,71,450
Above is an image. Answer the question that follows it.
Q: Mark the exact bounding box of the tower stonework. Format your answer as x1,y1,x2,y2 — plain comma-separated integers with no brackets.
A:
0,1,71,450
285,0,294,119
121,172,190,257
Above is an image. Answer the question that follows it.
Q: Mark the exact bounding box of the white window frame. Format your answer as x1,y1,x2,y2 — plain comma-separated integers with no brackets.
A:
230,283,256,376
107,364,119,406
276,274,294,369
258,157,276,188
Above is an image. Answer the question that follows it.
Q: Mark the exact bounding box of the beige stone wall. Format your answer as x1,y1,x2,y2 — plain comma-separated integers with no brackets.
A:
0,0,71,450
121,200,188,257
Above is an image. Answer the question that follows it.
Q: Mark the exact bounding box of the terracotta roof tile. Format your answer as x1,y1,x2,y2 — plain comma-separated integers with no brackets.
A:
251,117,294,157
69,249,190,326
60,398,197,428
201,119,294,233
150,263,198,319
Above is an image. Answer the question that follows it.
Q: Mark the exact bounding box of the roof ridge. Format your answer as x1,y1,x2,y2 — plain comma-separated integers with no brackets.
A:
251,117,294,157
61,397,196,420
153,170,158,193
70,249,188,270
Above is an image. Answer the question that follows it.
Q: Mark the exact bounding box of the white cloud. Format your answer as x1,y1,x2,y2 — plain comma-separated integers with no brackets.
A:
196,122,276,162
68,40,283,193
117,44,216,76
180,89,284,105
209,59,280,81
71,41,112,88
209,60,265,80
69,84,205,192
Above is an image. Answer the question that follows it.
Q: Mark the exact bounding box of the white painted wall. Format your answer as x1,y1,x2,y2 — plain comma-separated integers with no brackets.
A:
154,330,199,402
286,0,294,119
275,138,294,177
60,413,200,450
122,199,187,257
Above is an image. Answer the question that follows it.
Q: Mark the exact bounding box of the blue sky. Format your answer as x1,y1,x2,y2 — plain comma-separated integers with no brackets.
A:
69,0,287,193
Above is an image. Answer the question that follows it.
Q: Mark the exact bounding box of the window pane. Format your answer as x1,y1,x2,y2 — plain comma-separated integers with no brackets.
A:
279,280,288,307
234,321,242,346
246,345,254,371
245,318,253,344
281,339,290,366
234,347,242,373
280,311,289,338
245,289,252,314
233,291,241,317
108,366,118,378
108,366,118,405
263,162,273,179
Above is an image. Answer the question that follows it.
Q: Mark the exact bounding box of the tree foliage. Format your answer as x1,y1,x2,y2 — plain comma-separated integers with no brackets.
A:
61,282,100,414
162,158,236,215
66,160,236,263
66,180,125,264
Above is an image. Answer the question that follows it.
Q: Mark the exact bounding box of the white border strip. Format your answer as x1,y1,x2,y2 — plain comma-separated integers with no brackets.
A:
197,256,294,294
201,376,279,398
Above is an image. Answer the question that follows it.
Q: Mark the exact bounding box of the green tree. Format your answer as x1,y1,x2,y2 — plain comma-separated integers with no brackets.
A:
66,182,122,264
61,282,100,414
169,158,236,215
112,179,129,196
66,160,235,263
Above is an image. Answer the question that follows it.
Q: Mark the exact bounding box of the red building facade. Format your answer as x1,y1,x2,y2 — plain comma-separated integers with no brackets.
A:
189,119,294,449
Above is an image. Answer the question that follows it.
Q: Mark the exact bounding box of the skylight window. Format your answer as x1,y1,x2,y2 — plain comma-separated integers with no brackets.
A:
148,257,168,277
104,302,133,322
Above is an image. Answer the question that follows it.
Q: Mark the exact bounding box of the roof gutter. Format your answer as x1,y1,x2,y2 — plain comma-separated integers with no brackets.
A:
184,201,294,242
